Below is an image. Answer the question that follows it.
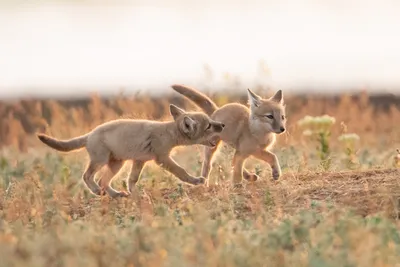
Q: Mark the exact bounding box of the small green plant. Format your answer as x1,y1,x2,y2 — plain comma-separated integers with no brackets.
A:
338,133,360,169
298,115,336,170
394,149,400,168
61,165,70,185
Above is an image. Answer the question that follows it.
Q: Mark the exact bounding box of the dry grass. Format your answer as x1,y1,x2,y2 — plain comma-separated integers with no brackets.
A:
0,88,399,266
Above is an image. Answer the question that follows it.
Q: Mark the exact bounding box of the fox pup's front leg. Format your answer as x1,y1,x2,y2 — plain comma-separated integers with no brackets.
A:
156,156,206,185
253,150,281,180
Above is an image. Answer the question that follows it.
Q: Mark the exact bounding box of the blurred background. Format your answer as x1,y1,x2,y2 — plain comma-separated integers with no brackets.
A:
1,0,400,97
0,0,399,168
1,3,400,264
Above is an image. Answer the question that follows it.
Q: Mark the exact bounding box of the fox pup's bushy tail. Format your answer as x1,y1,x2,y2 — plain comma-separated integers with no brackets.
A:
37,133,89,152
171,84,218,116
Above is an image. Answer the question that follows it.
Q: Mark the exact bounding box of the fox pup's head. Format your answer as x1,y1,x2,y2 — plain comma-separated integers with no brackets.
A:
169,104,225,147
247,88,286,134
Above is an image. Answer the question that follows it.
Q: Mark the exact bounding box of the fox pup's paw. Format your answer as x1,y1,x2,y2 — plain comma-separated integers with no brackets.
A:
243,172,259,182
272,166,281,180
116,191,131,198
94,188,107,196
232,183,244,191
191,177,206,185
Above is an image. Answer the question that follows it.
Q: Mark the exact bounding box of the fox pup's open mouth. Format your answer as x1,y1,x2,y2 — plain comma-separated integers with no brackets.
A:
208,135,220,147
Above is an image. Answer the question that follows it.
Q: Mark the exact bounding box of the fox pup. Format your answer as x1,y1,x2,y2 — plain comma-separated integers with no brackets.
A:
37,104,225,198
171,84,286,186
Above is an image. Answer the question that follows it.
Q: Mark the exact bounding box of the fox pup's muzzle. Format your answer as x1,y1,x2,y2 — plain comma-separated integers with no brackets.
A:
212,121,225,133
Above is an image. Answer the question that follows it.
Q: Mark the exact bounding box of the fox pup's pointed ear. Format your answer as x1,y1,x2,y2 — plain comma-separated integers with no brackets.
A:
270,90,283,104
247,88,262,107
182,116,196,134
170,104,186,120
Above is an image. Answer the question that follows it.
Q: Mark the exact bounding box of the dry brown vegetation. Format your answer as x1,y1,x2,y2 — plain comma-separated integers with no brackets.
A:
0,87,400,266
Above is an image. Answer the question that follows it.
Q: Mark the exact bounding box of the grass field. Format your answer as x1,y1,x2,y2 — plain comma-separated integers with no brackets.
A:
0,88,399,267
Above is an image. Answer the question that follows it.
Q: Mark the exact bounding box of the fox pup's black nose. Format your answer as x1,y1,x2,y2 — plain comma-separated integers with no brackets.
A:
221,123,225,128
279,127,285,133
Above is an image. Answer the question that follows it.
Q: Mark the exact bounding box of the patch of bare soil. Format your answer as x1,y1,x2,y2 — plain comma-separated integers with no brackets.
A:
180,168,400,218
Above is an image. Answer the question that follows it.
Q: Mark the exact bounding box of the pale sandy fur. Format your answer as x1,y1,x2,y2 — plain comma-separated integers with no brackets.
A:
37,104,224,198
171,84,286,186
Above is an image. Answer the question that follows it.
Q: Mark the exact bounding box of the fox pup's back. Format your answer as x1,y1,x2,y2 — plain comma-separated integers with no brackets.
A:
87,119,169,161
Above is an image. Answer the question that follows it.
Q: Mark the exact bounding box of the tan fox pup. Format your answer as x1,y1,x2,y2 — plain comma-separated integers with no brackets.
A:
36,104,225,198
171,84,286,186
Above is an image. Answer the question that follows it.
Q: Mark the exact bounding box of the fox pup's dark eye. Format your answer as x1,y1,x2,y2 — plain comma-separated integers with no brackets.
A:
206,123,211,130
265,114,274,119
282,115,285,120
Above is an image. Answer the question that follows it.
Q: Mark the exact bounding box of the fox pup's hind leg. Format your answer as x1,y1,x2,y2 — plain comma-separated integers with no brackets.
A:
232,151,249,186
82,142,113,195
127,160,146,194
82,161,107,195
201,142,221,186
201,143,258,185
156,156,206,185
253,150,281,180
98,159,130,198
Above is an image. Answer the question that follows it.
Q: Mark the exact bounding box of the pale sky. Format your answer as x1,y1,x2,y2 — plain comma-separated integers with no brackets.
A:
0,0,400,97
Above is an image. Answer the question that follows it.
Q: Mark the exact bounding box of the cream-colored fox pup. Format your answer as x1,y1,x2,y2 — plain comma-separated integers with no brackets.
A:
36,104,225,198
171,84,286,186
